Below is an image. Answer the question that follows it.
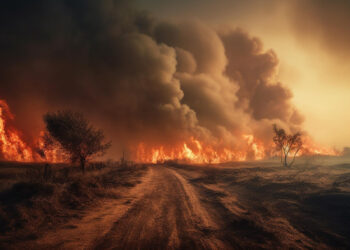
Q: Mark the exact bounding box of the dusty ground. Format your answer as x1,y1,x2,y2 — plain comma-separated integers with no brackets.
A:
2,159,350,249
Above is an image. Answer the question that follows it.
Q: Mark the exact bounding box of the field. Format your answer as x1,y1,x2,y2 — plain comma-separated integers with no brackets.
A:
0,158,349,249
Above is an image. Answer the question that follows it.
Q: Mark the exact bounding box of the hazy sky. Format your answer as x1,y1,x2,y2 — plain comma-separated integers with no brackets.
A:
136,0,350,150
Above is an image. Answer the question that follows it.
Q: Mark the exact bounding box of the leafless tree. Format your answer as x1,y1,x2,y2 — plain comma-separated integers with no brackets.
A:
43,111,111,173
273,124,302,167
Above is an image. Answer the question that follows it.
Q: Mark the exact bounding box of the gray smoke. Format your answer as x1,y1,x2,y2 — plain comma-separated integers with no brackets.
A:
0,0,303,159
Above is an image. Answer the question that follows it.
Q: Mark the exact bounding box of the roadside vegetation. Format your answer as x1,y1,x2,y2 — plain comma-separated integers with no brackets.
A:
0,110,150,248
169,159,350,248
273,124,303,167
42,110,111,173
0,161,147,248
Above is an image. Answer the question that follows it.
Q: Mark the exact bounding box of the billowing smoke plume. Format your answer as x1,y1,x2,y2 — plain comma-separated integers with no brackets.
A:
0,0,303,160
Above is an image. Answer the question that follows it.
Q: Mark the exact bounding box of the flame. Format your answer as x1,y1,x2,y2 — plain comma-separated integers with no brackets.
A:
0,100,34,161
243,134,265,160
134,134,340,164
135,135,266,164
0,99,341,164
0,99,62,162
301,137,340,156
37,131,65,163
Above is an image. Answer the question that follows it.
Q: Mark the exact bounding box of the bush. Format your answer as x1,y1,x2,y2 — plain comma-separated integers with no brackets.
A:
0,182,54,205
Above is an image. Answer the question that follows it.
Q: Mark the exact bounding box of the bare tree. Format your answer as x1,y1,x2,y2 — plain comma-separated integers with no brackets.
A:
43,111,111,173
273,124,302,167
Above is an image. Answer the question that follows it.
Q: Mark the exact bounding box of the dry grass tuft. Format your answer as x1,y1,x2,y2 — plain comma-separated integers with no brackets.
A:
0,161,147,247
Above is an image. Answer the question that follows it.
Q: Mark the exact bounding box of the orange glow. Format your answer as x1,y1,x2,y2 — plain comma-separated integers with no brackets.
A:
135,135,265,164
135,134,340,164
0,99,62,163
301,137,340,156
243,134,265,160
36,131,65,163
0,99,341,163
0,100,34,162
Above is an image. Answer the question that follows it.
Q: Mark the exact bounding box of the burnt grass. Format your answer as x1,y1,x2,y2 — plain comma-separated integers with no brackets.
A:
0,161,148,248
1,159,350,249
169,160,350,248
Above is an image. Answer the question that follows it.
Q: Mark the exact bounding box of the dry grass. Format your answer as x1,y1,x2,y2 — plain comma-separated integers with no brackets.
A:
0,161,148,248
1,157,349,249
169,158,350,248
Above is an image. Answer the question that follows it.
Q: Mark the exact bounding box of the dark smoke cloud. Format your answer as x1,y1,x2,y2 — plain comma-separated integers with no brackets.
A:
0,0,302,158
220,29,303,125
291,0,350,58
0,0,199,147
136,0,282,23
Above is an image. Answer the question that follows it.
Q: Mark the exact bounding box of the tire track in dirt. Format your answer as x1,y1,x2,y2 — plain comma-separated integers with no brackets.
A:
93,167,225,250
27,167,155,250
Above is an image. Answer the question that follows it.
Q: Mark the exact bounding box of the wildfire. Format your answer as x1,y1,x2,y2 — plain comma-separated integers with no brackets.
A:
0,99,62,162
0,100,34,162
0,99,341,164
135,134,340,164
243,134,265,160
135,136,265,164
301,137,340,156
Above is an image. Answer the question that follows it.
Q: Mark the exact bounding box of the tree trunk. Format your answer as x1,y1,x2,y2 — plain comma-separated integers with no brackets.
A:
280,149,283,164
284,149,288,167
289,148,300,167
80,157,85,173
284,154,287,167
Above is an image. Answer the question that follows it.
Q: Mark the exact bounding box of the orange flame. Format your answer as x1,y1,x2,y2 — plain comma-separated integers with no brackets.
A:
0,99,63,163
135,135,265,164
0,99,341,164
36,131,65,163
301,137,340,156
0,100,34,161
134,134,340,164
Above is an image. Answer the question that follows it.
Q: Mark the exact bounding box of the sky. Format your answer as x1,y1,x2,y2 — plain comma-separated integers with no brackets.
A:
0,0,349,160
136,0,350,150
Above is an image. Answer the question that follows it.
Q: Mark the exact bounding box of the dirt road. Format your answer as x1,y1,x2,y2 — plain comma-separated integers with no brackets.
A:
18,162,350,249
32,166,226,250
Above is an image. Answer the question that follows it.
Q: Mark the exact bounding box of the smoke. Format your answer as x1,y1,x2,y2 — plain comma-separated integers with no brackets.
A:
290,0,350,58
0,0,303,159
